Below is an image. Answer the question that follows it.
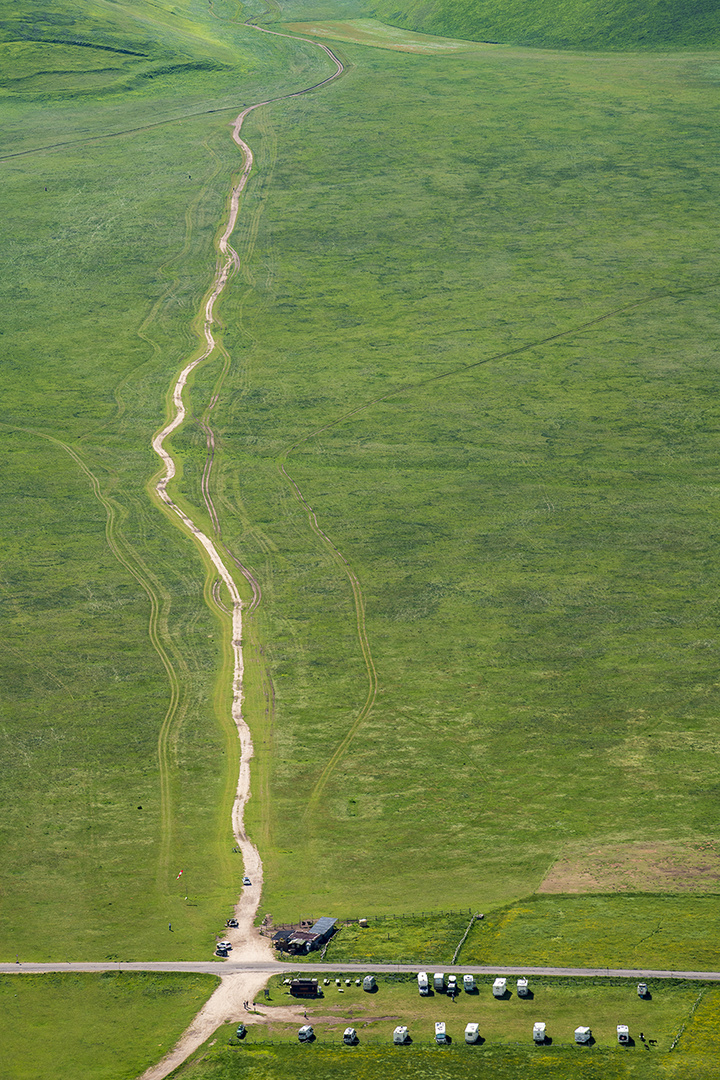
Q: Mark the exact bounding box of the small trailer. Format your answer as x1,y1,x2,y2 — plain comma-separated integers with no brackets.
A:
434,972,445,992
435,1021,448,1045
465,1022,480,1044
574,1026,592,1044
298,1025,314,1043
447,975,457,995
517,978,529,997
393,1025,409,1045
637,982,648,998
617,1025,630,1045
343,1027,358,1045
533,1022,546,1043
363,975,376,992
290,979,319,999
492,978,507,998
418,972,430,996
463,974,475,992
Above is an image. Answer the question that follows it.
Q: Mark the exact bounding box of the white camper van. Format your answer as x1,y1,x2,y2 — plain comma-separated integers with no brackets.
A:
617,1025,629,1044
533,1022,546,1043
393,1026,409,1045
463,974,475,992
417,971,429,996
492,977,507,998
435,1021,448,1044
363,975,376,992
433,972,445,992
298,1025,314,1043
343,1027,357,1045
517,978,529,997
465,1022,480,1044
574,1026,591,1044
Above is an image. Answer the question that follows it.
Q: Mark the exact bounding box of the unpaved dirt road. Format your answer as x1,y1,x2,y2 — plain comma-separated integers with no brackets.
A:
144,29,345,1080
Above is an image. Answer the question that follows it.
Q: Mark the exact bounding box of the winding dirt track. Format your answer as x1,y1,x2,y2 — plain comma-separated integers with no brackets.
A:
143,29,345,1080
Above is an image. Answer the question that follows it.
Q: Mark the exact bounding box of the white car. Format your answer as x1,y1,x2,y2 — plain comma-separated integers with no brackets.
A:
447,975,457,994
243,877,252,886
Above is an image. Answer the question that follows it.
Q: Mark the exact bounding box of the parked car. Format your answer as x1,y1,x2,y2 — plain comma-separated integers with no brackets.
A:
243,877,252,886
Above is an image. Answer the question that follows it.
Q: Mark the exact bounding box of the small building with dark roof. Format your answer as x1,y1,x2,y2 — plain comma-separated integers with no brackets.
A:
309,917,337,943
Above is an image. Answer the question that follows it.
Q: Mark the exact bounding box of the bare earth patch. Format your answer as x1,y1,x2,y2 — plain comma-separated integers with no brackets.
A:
539,840,720,894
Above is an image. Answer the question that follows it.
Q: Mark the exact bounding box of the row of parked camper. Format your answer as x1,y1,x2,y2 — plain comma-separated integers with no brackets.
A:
297,1022,632,1045
418,973,530,996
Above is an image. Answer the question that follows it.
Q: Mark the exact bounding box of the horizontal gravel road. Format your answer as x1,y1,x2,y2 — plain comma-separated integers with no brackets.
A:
2,961,719,980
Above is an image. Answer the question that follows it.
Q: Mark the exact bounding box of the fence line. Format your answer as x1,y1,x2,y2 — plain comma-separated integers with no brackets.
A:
452,912,480,964
669,988,705,1051
283,908,476,929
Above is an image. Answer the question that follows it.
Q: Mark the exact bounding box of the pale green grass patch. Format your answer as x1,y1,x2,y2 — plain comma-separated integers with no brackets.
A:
281,18,491,51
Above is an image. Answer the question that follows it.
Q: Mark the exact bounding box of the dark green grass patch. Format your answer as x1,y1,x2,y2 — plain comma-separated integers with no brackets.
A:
372,0,720,51
0,972,218,1080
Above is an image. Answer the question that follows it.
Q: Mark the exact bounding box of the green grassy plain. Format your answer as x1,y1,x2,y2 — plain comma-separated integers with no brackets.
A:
302,895,720,970
170,976,716,1078
0,0,334,963
4,0,720,1074
196,28,720,925
460,895,720,971
0,972,218,1080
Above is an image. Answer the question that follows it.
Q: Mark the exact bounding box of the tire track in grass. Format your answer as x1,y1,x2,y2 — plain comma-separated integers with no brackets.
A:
278,456,379,813
281,280,720,805
0,424,187,882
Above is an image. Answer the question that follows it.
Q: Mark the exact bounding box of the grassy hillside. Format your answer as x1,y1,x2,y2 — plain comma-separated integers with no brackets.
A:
0,0,334,963
371,0,720,50
196,36,720,924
